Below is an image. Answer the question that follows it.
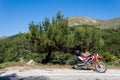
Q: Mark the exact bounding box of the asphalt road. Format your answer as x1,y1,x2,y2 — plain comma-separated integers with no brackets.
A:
0,68,120,80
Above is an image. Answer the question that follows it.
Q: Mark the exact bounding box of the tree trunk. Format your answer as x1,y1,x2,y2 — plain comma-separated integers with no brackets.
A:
42,49,52,64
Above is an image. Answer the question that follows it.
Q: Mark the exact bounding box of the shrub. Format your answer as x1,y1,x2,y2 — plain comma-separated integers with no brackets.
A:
51,51,74,64
101,52,118,62
22,52,42,63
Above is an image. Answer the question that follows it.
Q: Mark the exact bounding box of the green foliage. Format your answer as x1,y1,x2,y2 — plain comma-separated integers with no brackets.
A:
51,51,74,64
23,52,42,63
0,33,43,63
101,29,120,58
72,25,103,51
101,52,118,62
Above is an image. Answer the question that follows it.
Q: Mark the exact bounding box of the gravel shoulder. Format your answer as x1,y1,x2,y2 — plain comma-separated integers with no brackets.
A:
0,67,120,80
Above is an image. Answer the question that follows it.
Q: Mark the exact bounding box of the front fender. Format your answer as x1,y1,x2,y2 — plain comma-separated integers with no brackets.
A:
96,56,105,61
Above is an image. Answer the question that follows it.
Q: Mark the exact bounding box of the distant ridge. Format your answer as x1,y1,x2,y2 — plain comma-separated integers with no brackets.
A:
0,36,8,40
68,16,120,29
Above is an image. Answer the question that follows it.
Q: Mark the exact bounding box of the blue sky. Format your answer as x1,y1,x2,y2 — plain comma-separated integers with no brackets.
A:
0,0,120,37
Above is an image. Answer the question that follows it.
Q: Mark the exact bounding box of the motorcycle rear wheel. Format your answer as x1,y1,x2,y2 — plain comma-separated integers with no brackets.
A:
74,60,83,70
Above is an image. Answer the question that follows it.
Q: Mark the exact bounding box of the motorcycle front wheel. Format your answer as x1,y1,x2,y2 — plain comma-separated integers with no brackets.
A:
95,59,107,73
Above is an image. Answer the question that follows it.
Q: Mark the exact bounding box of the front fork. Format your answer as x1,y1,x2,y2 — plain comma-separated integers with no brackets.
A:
96,59,102,68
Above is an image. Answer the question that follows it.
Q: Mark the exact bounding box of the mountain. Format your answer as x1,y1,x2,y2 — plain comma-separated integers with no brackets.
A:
103,17,120,29
68,16,120,29
68,16,104,26
0,36,8,40
0,35,18,40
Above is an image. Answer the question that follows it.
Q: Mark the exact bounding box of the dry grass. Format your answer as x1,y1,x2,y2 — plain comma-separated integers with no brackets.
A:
0,62,72,72
107,65,120,69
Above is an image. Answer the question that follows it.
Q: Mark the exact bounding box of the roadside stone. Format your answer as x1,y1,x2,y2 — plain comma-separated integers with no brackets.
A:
26,60,36,65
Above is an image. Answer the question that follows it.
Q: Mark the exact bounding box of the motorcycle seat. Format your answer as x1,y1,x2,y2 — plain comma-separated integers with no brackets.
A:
80,54,94,58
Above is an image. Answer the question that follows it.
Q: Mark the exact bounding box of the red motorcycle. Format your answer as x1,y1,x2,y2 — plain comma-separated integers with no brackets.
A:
74,50,107,73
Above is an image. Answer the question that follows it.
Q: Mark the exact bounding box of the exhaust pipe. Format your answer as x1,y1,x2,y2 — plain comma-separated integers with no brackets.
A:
77,63,85,66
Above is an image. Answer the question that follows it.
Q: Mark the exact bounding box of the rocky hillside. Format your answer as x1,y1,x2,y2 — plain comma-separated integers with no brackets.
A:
103,17,120,29
0,36,8,40
68,16,120,29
